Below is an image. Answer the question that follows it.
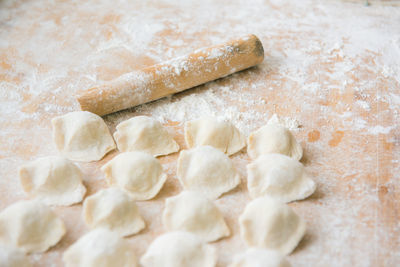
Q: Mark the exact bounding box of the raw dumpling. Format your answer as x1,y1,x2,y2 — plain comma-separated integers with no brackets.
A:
229,248,291,267
247,122,302,160
162,191,230,242
177,146,240,199
239,197,306,255
0,200,66,253
19,156,86,206
0,244,31,267
52,111,115,162
246,153,316,202
101,152,167,200
63,228,138,267
113,116,179,156
184,117,246,155
83,188,145,237
140,231,216,267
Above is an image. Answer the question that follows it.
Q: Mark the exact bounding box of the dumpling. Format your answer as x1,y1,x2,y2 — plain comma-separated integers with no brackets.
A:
246,153,316,202
184,117,246,155
0,200,66,253
162,191,230,242
229,248,291,267
101,152,167,200
19,156,86,206
113,116,179,156
140,231,216,267
83,188,145,237
63,228,138,267
52,111,115,162
177,146,240,199
239,197,306,255
0,244,31,267
247,122,302,160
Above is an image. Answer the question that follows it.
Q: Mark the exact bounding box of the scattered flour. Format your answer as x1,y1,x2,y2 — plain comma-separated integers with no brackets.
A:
368,125,394,135
129,83,271,135
0,0,399,266
355,100,371,111
267,113,301,131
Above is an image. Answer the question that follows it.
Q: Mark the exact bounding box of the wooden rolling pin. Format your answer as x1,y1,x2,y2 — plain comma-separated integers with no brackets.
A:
77,34,264,116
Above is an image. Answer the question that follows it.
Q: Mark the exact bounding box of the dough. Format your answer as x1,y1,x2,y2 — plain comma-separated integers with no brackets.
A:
52,111,115,162
113,116,179,156
0,200,66,253
184,117,246,155
83,188,145,237
247,122,302,160
140,231,217,267
177,146,241,199
246,153,316,202
63,228,138,267
19,156,86,206
101,152,167,200
0,244,31,267
229,248,291,267
162,191,230,242
239,197,306,255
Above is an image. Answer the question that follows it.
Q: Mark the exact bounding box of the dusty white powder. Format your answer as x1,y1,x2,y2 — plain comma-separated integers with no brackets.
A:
368,125,395,135
1,0,400,266
267,113,301,130
133,83,271,135
355,100,371,111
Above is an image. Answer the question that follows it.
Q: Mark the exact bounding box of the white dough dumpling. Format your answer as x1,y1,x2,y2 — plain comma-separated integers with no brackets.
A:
239,197,306,255
247,121,302,160
63,228,138,267
0,244,31,267
177,146,241,199
113,116,179,156
229,248,291,267
83,188,145,237
19,156,86,206
140,231,217,267
101,152,167,200
184,117,246,155
52,111,115,162
162,191,230,242
0,200,66,253
247,153,316,202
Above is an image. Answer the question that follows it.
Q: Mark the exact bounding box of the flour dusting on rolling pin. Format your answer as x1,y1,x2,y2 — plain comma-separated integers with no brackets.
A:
76,34,264,116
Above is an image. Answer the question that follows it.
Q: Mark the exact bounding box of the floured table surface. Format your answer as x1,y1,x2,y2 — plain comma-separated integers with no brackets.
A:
0,0,399,266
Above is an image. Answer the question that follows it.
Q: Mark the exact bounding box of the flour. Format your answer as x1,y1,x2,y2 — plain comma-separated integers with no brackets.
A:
355,100,371,111
267,113,301,131
1,0,400,266
120,82,271,135
368,125,394,135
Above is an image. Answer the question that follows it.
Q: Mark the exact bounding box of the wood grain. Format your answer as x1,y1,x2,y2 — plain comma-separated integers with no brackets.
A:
77,35,264,116
0,0,399,266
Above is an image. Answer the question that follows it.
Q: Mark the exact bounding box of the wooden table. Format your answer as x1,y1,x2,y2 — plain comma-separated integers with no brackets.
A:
1,0,399,266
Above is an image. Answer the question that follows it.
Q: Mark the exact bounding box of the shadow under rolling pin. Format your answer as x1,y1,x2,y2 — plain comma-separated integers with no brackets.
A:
76,34,264,116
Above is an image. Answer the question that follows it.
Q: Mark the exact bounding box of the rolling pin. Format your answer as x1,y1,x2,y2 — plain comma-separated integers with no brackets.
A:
77,34,264,116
